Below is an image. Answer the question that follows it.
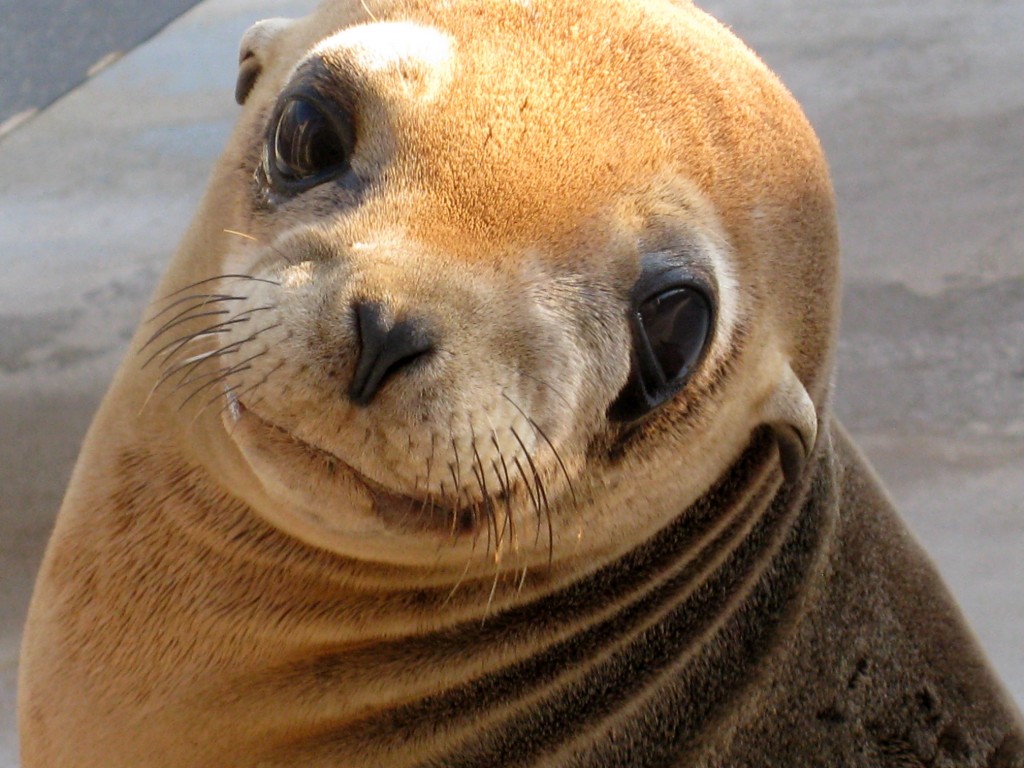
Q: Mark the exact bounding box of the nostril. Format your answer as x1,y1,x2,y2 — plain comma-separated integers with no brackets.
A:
348,301,434,406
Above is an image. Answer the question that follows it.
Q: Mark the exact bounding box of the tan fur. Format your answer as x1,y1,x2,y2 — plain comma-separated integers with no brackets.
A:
19,1,1022,766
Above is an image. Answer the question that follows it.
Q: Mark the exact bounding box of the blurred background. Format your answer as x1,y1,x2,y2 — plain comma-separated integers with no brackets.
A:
1,0,1021,763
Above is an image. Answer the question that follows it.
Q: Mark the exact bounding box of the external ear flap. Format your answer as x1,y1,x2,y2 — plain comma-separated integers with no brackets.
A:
760,363,818,484
236,18,294,105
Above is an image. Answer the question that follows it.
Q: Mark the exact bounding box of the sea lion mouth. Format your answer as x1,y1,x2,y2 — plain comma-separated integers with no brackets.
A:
221,393,480,536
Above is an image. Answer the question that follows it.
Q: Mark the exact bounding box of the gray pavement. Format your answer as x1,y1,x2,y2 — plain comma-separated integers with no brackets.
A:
1,0,1021,763
0,0,204,132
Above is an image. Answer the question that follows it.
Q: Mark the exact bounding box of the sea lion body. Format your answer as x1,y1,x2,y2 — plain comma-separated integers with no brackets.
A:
19,0,1023,765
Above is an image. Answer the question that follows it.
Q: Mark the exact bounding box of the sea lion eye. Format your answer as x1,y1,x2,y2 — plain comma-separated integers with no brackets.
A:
609,282,713,422
267,97,354,188
637,287,710,383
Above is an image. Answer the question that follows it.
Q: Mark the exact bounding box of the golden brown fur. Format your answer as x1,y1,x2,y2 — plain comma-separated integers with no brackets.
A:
19,0,1023,765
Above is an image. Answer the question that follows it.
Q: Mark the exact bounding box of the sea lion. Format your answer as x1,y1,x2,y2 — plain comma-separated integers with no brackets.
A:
19,0,1024,765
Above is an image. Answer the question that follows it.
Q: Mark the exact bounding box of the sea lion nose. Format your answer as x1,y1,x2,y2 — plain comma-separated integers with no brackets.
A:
348,301,435,406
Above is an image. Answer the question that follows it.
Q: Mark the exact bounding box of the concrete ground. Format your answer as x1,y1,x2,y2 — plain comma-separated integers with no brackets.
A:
0,0,1021,763
0,0,203,129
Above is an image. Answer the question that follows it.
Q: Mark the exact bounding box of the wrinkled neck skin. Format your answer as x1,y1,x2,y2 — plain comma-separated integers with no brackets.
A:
31,387,837,767
257,435,835,768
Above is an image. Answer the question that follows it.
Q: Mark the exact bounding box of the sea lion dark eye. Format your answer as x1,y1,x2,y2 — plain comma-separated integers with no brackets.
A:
609,283,713,422
637,287,710,383
268,97,354,188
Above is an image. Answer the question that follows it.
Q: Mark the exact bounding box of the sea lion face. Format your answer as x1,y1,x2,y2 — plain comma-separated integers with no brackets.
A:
149,0,837,572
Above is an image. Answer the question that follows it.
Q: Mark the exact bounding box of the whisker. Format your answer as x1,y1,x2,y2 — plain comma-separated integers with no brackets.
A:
146,295,275,351
143,315,250,371
148,319,282,387
518,370,576,411
450,433,463,492
359,0,379,24
442,485,480,608
146,293,245,323
442,539,476,608
484,559,502,626
160,359,233,395
492,433,516,552
426,432,437,494
145,330,226,374
492,456,513,546
471,461,493,560
510,425,553,565
141,297,276,368
216,360,285,424
178,362,254,411
447,464,461,540
153,328,233,366
414,434,437,532
191,382,245,428
222,230,301,269
450,430,478,548
470,435,497,559
513,454,543,548
139,308,232,356
431,482,452,562
502,392,577,505
176,350,267,411
222,229,260,242
139,329,246,416
154,307,279,369
192,327,280,430
156,273,281,302
516,562,530,595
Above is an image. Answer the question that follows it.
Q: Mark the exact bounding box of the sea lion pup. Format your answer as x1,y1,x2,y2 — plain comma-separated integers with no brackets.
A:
19,0,1023,765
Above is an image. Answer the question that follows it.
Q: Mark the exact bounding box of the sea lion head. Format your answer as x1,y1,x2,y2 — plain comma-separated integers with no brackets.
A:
139,0,838,575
